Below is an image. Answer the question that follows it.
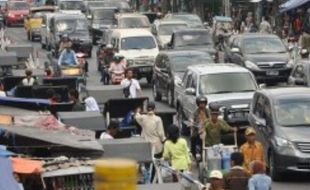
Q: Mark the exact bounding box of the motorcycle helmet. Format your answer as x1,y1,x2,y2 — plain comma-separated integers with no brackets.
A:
113,54,124,63
196,96,208,106
209,102,221,114
61,33,70,41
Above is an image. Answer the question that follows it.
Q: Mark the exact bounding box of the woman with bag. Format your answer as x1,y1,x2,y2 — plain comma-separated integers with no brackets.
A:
121,69,142,98
163,125,192,181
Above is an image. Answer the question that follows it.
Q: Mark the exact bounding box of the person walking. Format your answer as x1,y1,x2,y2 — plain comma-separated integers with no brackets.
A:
259,16,272,34
189,96,209,160
223,152,251,190
202,103,237,147
163,125,191,181
240,127,264,173
248,161,272,190
134,102,166,157
121,69,142,98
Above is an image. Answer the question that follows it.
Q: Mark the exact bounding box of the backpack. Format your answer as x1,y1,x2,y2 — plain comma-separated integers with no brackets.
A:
123,80,132,98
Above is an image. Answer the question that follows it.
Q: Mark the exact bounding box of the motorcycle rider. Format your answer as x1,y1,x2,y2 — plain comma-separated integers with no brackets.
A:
58,46,78,66
58,34,72,54
100,44,114,84
189,96,209,161
109,54,126,85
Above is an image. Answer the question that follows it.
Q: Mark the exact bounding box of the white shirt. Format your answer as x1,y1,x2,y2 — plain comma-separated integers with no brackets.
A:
21,77,36,86
100,132,114,140
121,78,141,98
84,96,100,111
0,91,6,97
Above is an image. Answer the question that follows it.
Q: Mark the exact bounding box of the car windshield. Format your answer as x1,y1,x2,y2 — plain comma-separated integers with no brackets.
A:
158,24,187,35
243,37,287,54
199,73,257,94
119,17,150,28
171,54,212,72
9,2,28,10
175,31,213,47
275,98,310,127
59,1,85,10
56,19,88,33
93,10,114,20
121,36,156,50
173,15,202,26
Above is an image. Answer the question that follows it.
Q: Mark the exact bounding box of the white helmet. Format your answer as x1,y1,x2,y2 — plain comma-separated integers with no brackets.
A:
106,44,113,49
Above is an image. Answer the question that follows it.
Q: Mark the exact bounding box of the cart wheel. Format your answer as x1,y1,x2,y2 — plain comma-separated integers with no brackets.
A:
199,162,206,184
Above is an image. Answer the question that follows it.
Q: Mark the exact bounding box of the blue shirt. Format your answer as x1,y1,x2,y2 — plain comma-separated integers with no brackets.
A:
248,174,272,190
58,49,78,66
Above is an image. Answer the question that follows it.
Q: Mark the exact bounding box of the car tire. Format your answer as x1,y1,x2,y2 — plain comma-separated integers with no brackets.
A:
167,88,174,107
269,152,282,181
153,81,162,101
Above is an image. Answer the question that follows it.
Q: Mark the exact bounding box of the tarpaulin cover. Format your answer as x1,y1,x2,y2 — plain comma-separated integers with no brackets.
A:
280,0,310,13
0,157,20,190
10,157,42,174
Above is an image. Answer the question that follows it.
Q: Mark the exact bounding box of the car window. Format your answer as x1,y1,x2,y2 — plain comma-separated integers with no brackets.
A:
121,36,156,50
254,94,265,118
185,74,193,88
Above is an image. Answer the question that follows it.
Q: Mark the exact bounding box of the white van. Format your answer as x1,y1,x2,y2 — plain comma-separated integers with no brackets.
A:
109,29,159,83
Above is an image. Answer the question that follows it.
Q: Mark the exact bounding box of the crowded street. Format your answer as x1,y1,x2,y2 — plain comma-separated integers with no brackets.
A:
1,0,310,190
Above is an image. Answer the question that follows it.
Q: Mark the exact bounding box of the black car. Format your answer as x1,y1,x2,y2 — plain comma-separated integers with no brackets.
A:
152,50,213,107
49,13,92,57
224,33,293,84
167,29,217,62
248,87,310,180
88,7,117,45
288,60,310,86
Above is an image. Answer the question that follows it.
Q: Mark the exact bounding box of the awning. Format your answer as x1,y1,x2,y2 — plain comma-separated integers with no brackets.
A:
280,0,310,13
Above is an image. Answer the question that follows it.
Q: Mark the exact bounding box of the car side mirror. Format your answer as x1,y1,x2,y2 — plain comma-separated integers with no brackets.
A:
259,83,266,89
295,78,306,85
231,47,240,54
185,88,196,96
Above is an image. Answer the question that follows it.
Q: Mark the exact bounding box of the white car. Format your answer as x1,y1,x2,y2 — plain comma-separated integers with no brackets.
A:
152,20,188,49
109,29,159,83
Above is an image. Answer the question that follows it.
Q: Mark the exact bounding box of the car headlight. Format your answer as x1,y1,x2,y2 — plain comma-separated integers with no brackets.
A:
92,23,100,29
274,136,294,148
245,60,259,70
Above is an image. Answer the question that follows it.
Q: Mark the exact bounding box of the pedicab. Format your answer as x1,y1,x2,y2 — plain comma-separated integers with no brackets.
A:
198,131,238,183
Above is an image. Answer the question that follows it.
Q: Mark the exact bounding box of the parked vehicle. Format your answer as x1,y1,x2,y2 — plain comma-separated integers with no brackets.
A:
58,0,86,14
224,33,293,84
24,6,56,41
153,50,213,106
108,29,159,83
48,13,92,57
4,1,29,26
176,64,258,135
248,87,310,180
151,20,188,49
164,13,204,28
115,13,150,31
88,7,117,45
288,60,310,86
168,29,217,62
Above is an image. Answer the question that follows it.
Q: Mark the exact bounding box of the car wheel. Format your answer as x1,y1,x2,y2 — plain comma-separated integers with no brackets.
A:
269,152,282,181
167,88,174,107
152,81,162,101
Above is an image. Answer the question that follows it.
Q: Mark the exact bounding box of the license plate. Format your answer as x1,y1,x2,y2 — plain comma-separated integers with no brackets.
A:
266,70,279,76
140,67,151,72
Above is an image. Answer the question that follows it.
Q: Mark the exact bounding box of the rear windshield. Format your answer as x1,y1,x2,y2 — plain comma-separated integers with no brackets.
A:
119,17,150,28
56,19,88,33
9,2,29,10
93,9,114,20
59,1,85,10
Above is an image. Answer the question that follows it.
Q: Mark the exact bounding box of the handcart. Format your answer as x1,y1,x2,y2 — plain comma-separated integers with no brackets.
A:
198,131,238,183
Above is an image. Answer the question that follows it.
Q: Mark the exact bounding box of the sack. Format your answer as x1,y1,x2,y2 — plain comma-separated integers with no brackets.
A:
123,81,132,98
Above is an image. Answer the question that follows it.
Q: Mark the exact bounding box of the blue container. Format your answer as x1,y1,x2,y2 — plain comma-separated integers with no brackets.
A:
222,151,231,170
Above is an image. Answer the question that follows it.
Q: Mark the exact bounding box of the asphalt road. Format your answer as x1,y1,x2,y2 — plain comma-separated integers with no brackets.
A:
5,27,310,190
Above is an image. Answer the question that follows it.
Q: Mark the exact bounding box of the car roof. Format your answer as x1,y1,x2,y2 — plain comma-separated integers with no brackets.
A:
188,63,250,74
234,33,280,39
167,12,198,16
155,20,187,26
117,13,146,18
259,87,310,101
90,6,117,11
112,29,153,37
174,28,208,34
159,50,210,57
52,13,86,19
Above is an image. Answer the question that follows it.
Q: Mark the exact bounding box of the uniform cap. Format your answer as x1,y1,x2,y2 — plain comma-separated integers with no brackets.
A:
245,127,256,136
209,170,223,179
